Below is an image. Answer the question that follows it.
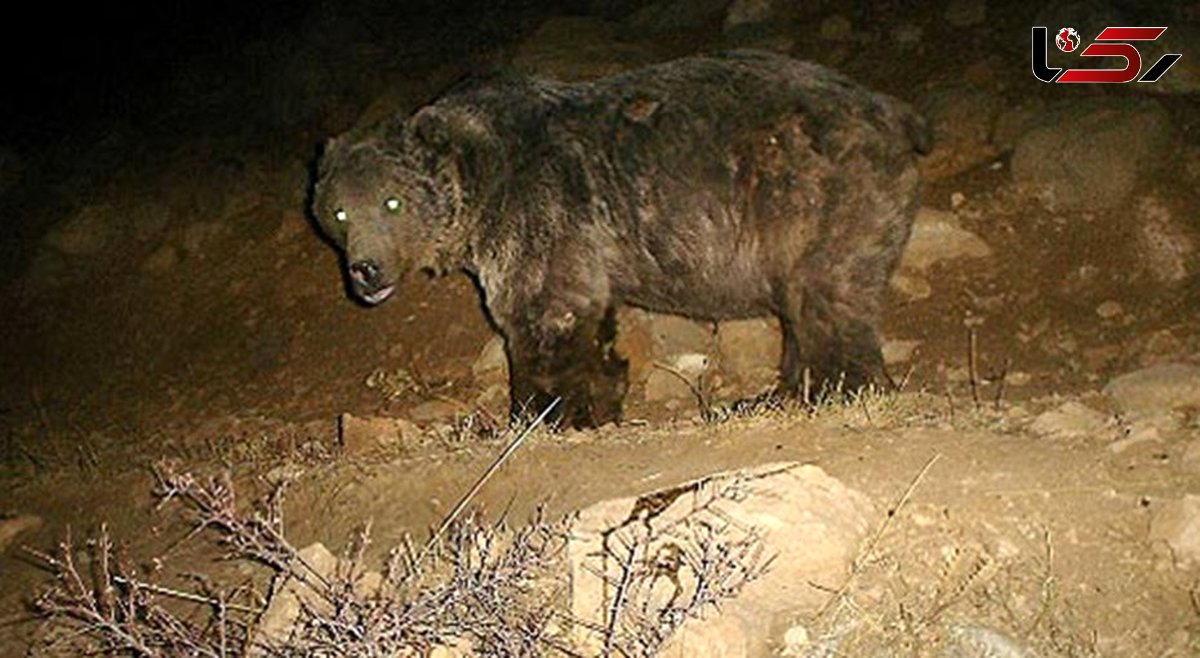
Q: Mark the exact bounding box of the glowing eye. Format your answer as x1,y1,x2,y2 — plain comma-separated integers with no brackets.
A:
335,209,348,222
385,197,401,212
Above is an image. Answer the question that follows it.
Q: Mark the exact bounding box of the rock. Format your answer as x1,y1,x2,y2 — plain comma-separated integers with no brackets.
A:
1109,412,1175,453
643,367,698,404
1006,371,1032,387
819,15,853,41
946,624,1039,658
918,85,1002,178
944,0,987,27
618,308,717,396
1029,401,1110,439
42,204,118,256
882,339,921,365
1104,364,1200,415
568,463,874,656
471,335,508,385
1011,99,1171,211
623,0,728,35
407,399,464,425
889,271,932,300
645,312,714,353
251,542,339,654
895,208,991,278
337,413,421,454
780,624,810,656
473,383,508,414
1095,301,1123,320
1134,196,1193,285
1149,495,1200,569
512,17,662,82
0,514,42,552
716,318,780,391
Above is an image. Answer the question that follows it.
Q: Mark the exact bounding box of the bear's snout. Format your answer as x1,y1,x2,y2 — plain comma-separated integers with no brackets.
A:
348,259,395,304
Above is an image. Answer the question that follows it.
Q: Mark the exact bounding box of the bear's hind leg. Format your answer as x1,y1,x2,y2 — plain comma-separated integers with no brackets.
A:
775,282,886,400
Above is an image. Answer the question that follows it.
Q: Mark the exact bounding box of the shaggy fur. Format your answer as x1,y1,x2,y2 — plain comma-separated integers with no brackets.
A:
312,50,930,428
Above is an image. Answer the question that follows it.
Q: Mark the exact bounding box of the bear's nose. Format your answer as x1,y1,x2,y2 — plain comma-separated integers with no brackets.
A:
349,259,383,288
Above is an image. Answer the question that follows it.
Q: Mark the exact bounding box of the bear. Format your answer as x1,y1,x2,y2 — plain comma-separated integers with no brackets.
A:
311,49,930,429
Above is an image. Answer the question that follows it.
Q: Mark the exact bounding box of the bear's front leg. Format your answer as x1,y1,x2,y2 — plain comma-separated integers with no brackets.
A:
504,303,628,430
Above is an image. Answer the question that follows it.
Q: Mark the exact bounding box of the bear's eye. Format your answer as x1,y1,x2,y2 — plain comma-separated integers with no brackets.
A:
384,197,401,212
334,209,348,223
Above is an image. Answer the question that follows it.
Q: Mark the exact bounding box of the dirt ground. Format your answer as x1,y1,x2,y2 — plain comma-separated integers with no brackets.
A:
2,1,1199,656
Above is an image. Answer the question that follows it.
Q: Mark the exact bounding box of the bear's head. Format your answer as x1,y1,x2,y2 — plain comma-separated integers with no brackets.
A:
312,105,499,305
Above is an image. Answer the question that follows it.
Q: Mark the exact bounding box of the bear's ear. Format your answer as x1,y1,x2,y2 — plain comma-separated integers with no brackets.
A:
409,106,492,153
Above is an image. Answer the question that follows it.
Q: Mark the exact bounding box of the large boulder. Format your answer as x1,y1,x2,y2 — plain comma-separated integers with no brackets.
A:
1010,98,1171,211
1104,364,1200,415
568,463,875,656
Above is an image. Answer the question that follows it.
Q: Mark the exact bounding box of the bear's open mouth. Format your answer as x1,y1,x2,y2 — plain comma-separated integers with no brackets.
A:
358,285,395,305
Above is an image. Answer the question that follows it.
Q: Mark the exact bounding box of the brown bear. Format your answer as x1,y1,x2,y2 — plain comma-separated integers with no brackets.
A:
312,50,929,428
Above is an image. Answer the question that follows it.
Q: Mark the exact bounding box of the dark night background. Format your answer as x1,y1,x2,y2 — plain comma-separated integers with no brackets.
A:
2,2,1200,652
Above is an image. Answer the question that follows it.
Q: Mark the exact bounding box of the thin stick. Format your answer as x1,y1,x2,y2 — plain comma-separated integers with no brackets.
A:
967,326,980,412
814,452,942,619
414,397,559,567
993,357,1012,411
111,576,260,614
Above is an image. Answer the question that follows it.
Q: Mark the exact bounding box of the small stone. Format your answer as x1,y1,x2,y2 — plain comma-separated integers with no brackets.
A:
890,271,932,300
1149,495,1200,568
1029,401,1110,439
897,209,992,273
408,399,463,425
670,352,711,377
251,543,339,654
950,191,967,208
338,413,420,454
781,624,811,656
1006,371,1032,387
1095,301,1123,319
473,383,509,414
471,335,508,385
